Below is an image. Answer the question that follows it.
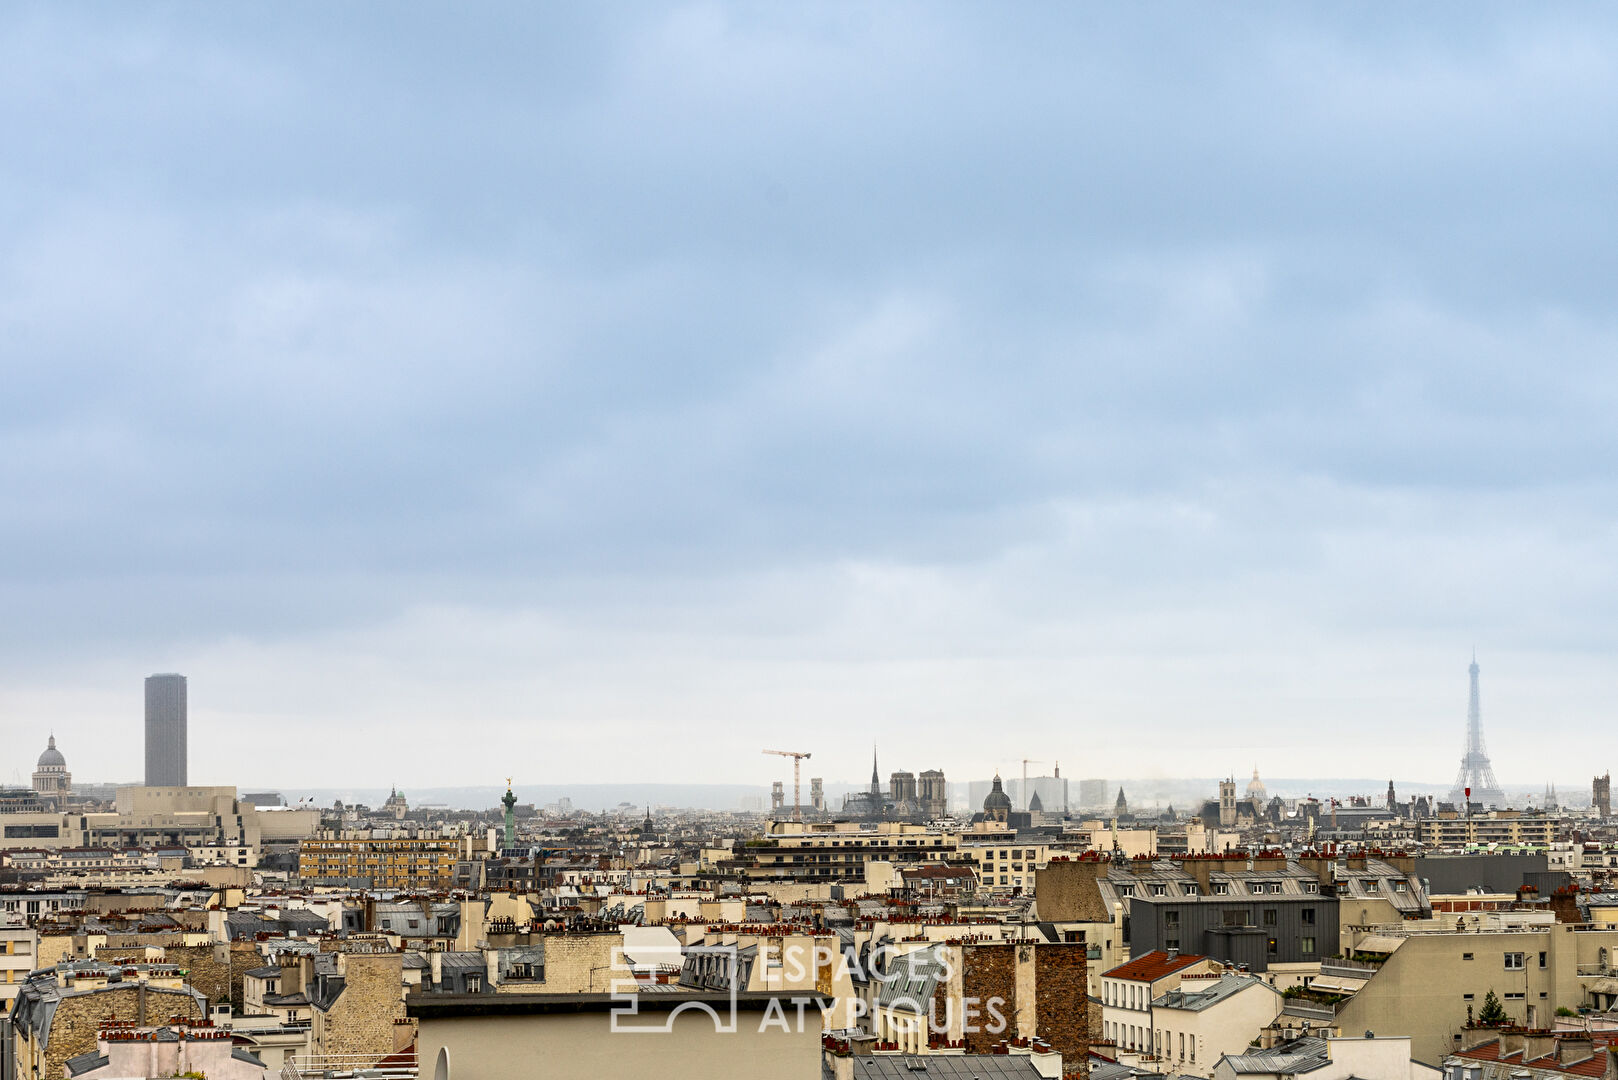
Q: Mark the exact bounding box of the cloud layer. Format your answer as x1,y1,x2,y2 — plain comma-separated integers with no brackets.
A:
3,4,1616,790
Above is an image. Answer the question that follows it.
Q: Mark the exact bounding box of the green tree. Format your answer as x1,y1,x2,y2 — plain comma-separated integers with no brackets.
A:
1478,989,1508,1026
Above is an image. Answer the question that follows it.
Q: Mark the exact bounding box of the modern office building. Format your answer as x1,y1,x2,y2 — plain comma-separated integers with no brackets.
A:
144,673,188,786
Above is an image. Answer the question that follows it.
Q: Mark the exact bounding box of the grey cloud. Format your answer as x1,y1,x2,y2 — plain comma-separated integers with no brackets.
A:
3,3,1618,784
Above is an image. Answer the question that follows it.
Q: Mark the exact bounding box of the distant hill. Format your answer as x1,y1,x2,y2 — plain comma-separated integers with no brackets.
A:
259,783,775,812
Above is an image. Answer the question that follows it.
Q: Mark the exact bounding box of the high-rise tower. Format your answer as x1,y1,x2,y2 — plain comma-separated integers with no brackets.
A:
144,673,188,787
1448,654,1504,809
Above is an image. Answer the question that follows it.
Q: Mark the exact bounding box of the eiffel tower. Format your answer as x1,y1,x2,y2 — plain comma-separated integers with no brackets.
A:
1448,652,1505,809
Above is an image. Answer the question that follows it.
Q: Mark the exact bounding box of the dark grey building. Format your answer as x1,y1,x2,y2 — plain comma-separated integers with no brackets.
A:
1095,853,1428,973
1128,894,1335,972
144,673,188,786
1416,853,1548,895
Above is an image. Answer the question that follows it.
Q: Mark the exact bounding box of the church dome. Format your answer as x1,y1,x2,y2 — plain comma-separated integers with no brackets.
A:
1246,768,1266,796
983,775,1012,813
37,736,66,769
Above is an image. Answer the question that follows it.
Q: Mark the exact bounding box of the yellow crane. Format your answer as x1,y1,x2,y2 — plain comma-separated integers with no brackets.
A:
763,749,812,821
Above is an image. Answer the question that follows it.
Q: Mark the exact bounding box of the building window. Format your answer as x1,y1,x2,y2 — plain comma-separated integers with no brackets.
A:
1504,992,1525,1001
1504,952,1525,970
1151,884,1167,897
1463,994,1474,1001
1462,953,1474,961
1539,952,1547,969
1394,880,1407,892
1185,884,1199,896
1165,911,1180,927
1263,909,1277,927
1301,908,1315,925
1213,882,1229,895
1301,935,1316,954
1165,937,1179,951
1267,937,1278,955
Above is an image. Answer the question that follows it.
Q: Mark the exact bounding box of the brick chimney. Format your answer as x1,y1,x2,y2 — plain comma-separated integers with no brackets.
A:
1382,853,1416,875
1557,1035,1594,1065
1522,1032,1555,1062
1177,857,1214,895
1296,855,1334,888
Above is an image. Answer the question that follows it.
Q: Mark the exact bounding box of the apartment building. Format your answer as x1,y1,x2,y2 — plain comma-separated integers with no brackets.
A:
870,940,1089,1063
1148,972,1284,1076
1,925,38,1016
0,787,318,863
957,840,1053,893
724,821,968,882
1033,857,1130,1001
1101,950,1219,1054
1119,852,1427,970
1334,921,1618,1063
1417,814,1566,848
298,836,461,888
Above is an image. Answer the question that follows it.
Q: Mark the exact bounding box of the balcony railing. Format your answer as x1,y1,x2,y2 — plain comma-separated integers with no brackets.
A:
281,1052,417,1080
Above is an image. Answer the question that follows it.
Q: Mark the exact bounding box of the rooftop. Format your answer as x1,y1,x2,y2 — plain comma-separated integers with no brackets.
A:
1103,949,1208,983
839,1056,1048,1080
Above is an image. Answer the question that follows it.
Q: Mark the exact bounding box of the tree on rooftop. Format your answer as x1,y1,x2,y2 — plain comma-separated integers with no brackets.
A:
1478,989,1508,1026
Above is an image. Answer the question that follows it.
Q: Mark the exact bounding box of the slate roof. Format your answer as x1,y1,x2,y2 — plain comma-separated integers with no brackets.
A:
437,952,486,969
1216,1036,1330,1075
64,1051,108,1077
1153,973,1278,1012
875,946,949,1011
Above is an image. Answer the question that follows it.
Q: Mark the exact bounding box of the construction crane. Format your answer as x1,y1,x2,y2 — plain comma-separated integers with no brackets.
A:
763,749,812,821
1022,759,1046,812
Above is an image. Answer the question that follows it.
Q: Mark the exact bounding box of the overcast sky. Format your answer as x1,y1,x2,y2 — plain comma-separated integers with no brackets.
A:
4,4,1617,793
